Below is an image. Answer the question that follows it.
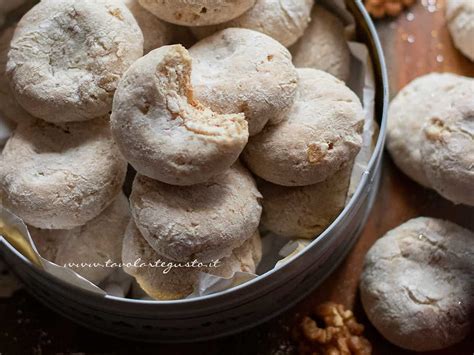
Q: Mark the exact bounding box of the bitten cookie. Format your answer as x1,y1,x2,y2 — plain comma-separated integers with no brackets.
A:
0,118,127,229
191,0,314,47
111,44,248,186
190,28,298,135
387,73,474,205
446,0,474,61
30,193,130,285
7,0,143,123
130,163,262,263
138,0,256,26
0,26,34,124
243,68,364,186
259,166,352,239
291,5,351,82
360,217,474,352
122,221,262,300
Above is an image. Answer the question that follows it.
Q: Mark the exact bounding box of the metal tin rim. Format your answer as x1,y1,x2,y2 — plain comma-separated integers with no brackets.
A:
0,0,389,308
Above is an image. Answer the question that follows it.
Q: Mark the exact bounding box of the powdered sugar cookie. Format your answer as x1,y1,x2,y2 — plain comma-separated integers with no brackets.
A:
130,163,262,263
111,44,248,186
138,0,256,26
291,5,351,82
360,217,474,351
243,68,364,186
190,28,298,135
387,73,474,205
446,0,474,61
7,0,143,123
0,118,127,229
420,81,474,205
259,166,352,239
192,0,314,47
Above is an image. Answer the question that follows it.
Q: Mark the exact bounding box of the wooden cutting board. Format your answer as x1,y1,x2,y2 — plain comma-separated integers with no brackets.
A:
0,0,473,353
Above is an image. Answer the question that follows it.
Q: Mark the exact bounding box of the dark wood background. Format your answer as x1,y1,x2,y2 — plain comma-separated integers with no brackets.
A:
1,0,473,354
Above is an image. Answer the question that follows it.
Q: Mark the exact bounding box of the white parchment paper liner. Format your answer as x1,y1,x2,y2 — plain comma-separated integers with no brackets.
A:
0,207,107,295
0,0,378,300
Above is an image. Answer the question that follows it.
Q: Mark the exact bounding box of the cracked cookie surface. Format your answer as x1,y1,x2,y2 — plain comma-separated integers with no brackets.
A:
387,73,474,205
360,217,474,352
138,0,256,27
420,80,474,206
191,0,314,47
243,68,363,186
0,118,127,229
190,28,298,136
7,0,143,123
290,5,351,82
111,44,248,185
129,163,262,263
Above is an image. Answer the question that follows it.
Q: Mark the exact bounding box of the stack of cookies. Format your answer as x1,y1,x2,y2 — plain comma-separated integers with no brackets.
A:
0,0,144,285
0,0,367,299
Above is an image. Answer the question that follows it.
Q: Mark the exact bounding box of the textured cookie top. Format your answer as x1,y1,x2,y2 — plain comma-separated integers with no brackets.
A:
420,79,474,205
387,72,473,205
387,73,468,186
192,0,314,47
190,28,298,135
138,0,256,26
360,217,474,351
2,119,122,186
130,163,262,263
243,68,364,186
291,5,351,82
111,44,248,186
0,118,127,229
7,0,143,123
259,166,352,239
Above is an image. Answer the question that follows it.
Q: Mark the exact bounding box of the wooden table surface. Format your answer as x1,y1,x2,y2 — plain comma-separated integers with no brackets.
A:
1,1,473,354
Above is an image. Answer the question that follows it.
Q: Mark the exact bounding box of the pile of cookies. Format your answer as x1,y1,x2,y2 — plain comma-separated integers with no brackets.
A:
0,0,142,285
0,0,365,299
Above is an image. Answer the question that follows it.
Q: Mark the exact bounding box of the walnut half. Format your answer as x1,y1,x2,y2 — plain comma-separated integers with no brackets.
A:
364,0,416,18
293,302,372,355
